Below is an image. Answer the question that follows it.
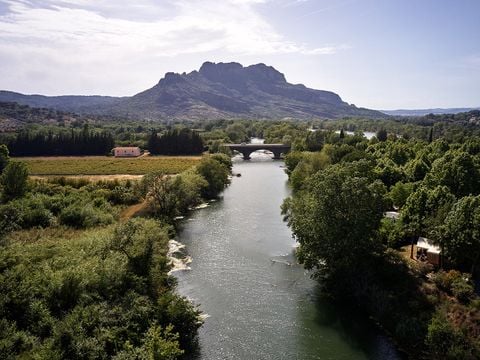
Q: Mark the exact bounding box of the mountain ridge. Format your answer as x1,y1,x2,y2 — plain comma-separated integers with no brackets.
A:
381,107,480,116
0,61,385,120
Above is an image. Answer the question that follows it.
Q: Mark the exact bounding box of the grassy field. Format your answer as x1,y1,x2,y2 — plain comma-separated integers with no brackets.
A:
16,155,202,175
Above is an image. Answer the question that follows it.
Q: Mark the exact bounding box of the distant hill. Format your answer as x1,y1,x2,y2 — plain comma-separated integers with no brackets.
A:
0,101,83,131
381,107,480,117
0,62,385,120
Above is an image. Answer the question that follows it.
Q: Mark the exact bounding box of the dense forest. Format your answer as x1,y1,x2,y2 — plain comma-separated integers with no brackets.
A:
0,147,231,359
282,131,480,359
5,125,114,156
147,128,204,156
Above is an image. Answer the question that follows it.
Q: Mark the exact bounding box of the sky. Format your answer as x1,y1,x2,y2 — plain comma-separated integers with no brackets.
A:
0,0,479,110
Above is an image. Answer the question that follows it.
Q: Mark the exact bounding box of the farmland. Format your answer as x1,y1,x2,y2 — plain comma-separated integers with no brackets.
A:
16,155,202,175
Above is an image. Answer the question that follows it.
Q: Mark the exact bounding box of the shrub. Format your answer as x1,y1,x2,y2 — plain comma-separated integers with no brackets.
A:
1,161,28,201
107,186,140,205
451,278,474,303
378,218,406,248
22,205,54,229
432,270,474,302
59,204,114,228
0,202,24,237
426,310,478,359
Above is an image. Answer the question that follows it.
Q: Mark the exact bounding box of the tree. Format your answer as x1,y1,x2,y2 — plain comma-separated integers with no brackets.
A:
110,218,168,277
305,131,325,151
374,158,405,188
196,158,230,199
389,182,415,209
439,196,480,274
225,123,248,143
405,156,430,182
282,163,385,275
376,128,388,142
0,144,9,173
172,169,208,213
7,128,114,156
148,128,204,155
210,153,233,172
401,185,456,239
1,161,28,201
147,174,181,221
425,150,480,197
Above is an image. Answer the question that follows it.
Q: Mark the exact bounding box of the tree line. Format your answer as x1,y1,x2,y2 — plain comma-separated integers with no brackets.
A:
148,128,204,155
4,125,114,156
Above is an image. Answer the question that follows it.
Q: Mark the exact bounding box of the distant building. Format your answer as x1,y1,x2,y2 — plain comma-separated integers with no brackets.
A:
384,211,400,221
113,147,141,157
415,237,442,266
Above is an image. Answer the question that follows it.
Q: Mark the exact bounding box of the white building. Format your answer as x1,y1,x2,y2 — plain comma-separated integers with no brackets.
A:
113,147,141,157
416,237,442,266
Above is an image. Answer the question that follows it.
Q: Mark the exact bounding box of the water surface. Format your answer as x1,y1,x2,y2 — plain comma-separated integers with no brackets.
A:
175,153,402,359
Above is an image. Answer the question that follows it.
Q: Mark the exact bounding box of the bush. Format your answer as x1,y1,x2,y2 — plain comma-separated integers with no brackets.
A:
1,161,28,201
451,278,474,303
0,195,200,359
426,310,478,359
378,218,406,248
432,270,474,302
107,186,140,205
22,205,54,229
0,202,24,237
59,204,114,228
48,177,90,189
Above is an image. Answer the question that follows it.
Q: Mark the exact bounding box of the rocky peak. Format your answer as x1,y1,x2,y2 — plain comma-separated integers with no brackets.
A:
158,72,185,86
245,63,286,83
198,61,286,85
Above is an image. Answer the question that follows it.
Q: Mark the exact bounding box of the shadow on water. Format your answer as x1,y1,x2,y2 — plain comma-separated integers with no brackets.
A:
308,285,408,360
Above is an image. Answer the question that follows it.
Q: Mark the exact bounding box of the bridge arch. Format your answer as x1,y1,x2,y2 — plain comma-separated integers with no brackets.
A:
225,144,290,160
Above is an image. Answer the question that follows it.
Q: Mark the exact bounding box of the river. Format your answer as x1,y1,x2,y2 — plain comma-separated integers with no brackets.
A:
174,152,403,360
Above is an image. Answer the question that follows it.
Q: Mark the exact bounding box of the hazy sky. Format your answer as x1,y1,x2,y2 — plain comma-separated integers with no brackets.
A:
0,0,479,109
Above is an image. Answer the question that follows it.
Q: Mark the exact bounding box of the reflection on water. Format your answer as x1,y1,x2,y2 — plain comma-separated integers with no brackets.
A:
175,154,403,359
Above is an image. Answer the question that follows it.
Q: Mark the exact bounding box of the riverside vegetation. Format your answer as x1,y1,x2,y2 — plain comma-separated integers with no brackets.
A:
0,145,231,359
282,130,480,359
1,104,480,358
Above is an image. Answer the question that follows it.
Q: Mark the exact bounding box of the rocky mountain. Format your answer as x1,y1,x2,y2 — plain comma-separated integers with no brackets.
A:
0,62,385,120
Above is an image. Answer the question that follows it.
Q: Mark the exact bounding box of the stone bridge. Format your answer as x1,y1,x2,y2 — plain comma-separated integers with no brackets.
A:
225,143,291,160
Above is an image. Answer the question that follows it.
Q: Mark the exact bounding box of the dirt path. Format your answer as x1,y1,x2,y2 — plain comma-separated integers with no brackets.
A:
120,201,147,221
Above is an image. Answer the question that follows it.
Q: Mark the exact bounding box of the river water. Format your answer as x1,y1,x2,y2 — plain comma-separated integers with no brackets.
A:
175,153,403,360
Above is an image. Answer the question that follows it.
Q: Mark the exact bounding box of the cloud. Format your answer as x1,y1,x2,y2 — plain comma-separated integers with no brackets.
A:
0,0,346,94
